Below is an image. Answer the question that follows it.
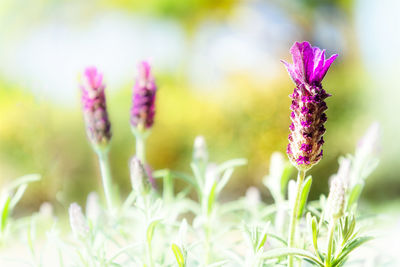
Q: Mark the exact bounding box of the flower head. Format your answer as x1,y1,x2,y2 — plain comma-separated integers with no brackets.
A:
130,61,157,130
283,42,337,171
80,67,112,149
282,42,338,86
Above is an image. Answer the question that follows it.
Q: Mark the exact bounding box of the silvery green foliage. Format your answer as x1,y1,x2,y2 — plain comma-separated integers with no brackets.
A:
0,174,40,239
346,122,380,210
0,124,384,267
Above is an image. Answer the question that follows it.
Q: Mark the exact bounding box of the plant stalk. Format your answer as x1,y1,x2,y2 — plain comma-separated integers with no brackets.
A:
163,170,173,203
144,195,155,267
147,239,154,267
288,170,306,267
325,219,336,267
135,132,147,164
97,151,114,212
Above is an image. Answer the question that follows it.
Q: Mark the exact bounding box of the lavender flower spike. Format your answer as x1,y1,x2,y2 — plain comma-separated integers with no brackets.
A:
283,41,338,171
80,66,112,149
131,61,157,131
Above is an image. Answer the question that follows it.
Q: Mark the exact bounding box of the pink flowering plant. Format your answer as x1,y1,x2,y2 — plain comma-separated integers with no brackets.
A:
0,44,382,267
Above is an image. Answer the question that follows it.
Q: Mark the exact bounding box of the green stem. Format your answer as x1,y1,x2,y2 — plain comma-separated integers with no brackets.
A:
288,170,306,267
205,220,211,265
203,191,212,265
147,240,154,267
135,133,147,164
97,151,114,212
325,219,336,267
144,195,154,267
163,170,173,203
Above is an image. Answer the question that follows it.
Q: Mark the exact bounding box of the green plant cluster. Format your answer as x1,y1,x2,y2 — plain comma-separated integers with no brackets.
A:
0,123,379,266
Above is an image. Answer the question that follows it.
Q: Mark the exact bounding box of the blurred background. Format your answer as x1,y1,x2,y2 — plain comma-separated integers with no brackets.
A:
0,0,399,215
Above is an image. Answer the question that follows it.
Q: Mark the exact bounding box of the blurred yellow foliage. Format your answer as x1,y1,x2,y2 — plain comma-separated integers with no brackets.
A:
0,63,373,213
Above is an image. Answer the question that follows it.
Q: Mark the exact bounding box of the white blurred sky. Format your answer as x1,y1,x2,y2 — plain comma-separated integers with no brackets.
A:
0,0,340,104
0,0,399,113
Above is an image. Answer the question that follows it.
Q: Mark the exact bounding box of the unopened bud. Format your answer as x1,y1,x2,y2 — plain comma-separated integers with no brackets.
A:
130,157,151,195
337,157,351,190
39,202,53,218
325,176,346,221
193,136,208,163
69,203,89,238
86,192,101,224
245,187,261,206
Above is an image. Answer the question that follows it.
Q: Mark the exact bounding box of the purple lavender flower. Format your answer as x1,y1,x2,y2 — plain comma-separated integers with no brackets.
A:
130,61,157,130
282,41,338,170
80,67,112,148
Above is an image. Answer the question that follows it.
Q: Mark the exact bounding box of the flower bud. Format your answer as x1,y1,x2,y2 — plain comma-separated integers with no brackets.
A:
193,136,208,163
80,67,112,149
282,42,337,171
86,192,101,225
245,186,261,206
130,157,151,195
337,157,351,190
130,61,157,131
69,203,89,238
39,202,53,219
325,176,346,221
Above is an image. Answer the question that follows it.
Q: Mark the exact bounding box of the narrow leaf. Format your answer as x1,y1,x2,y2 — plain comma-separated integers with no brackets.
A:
207,182,217,215
207,260,229,267
261,248,324,267
333,236,373,266
216,168,234,194
9,184,28,210
146,220,161,244
257,233,267,252
265,232,287,246
347,184,363,208
171,243,185,267
7,174,41,191
280,163,293,196
0,196,11,232
153,170,196,187
298,176,312,219
190,163,204,191
216,158,247,174
311,216,319,254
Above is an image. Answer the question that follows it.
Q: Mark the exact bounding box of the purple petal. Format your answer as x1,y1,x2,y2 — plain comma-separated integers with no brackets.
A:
281,60,300,85
317,54,338,82
311,49,326,83
84,66,103,89
138,61,151,79
290,42,306,81
289,41,314,83
283,41,337,86
300,43,315,83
